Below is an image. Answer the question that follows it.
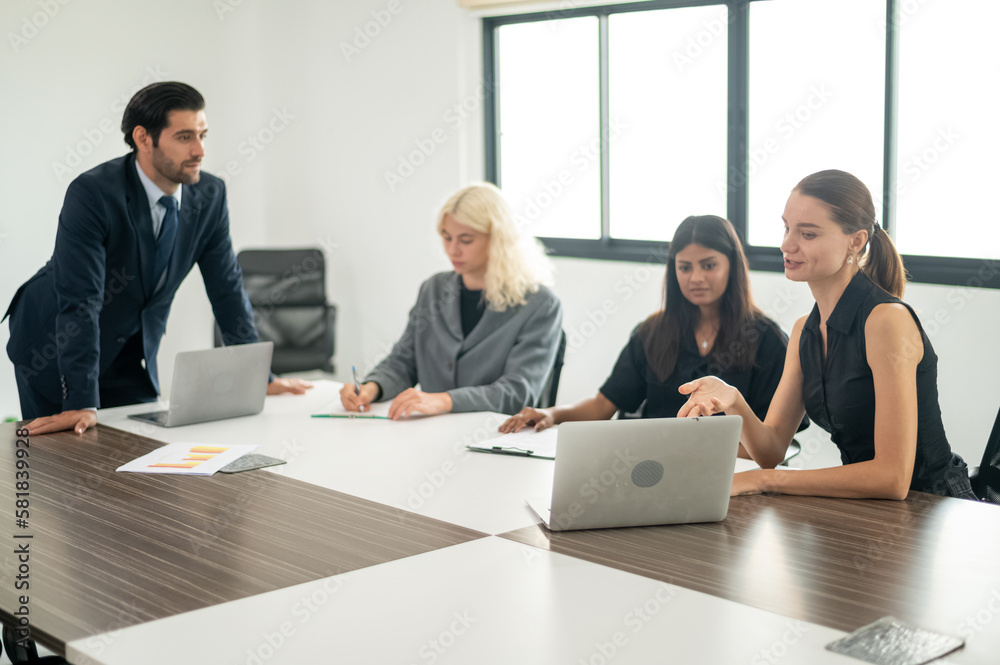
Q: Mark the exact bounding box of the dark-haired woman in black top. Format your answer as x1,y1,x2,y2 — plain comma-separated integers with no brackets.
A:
680,171,975,500
499,215,793,441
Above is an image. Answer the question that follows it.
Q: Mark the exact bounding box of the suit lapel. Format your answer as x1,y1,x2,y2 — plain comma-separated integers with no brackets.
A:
442,273,464,342
180,182,202,236
176,184,202,281
124,155,156,299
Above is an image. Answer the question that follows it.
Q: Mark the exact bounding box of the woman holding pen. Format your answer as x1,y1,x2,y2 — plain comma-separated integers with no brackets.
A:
678,170,976,500
340,183,562,420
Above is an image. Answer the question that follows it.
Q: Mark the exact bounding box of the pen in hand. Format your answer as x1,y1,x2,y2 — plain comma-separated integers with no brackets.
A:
352,365,365,412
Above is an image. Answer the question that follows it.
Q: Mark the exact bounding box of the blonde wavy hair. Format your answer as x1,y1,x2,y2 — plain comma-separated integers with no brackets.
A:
437,182,553,311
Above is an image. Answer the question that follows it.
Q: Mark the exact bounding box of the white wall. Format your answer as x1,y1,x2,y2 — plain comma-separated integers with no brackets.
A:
0,0,272,417
1,0,997,469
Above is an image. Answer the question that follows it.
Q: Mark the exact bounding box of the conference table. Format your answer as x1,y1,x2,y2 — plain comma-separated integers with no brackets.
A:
0,381,996,664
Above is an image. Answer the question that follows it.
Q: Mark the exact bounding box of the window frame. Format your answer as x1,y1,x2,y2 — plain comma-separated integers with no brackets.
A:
482,0,999,289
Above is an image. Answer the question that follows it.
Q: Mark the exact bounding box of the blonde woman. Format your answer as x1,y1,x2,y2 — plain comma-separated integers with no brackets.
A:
340,183,562,419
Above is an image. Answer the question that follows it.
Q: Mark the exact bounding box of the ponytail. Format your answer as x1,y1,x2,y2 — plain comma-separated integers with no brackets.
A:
860,224,907,298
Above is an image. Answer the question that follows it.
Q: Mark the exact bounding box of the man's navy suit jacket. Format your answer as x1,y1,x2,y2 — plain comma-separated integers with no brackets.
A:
4,153,258,411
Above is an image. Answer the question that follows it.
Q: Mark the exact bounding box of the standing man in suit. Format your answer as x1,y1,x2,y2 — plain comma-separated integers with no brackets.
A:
4,81,310,435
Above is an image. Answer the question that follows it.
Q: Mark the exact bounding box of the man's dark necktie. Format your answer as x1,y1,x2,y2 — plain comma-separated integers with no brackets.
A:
155,195,178,291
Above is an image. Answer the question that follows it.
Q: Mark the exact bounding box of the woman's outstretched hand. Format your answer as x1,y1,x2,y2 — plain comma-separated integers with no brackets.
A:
677,376,738,417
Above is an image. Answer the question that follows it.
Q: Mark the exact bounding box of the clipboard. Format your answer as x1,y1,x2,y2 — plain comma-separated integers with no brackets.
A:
467,428,558,460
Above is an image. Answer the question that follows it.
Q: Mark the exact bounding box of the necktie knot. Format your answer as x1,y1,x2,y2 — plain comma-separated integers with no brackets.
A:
159,195,178,212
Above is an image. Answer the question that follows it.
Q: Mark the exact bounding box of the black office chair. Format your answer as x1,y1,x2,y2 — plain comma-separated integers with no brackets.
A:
778,439,802,467
776,414,811,466
970,405,1000,504
215,248,336,375
536,330,567,409
2,625,67,664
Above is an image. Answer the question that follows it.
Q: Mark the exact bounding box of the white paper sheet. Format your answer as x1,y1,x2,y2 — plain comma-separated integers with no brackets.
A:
117,442,258,475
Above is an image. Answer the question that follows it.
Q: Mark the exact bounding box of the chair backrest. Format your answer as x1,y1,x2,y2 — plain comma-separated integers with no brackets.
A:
972,405,1000,504
216,248,336,375
238,248,327,306
537,330,567,409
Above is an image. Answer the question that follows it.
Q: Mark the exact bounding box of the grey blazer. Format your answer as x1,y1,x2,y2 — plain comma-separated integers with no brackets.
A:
365,272,563,414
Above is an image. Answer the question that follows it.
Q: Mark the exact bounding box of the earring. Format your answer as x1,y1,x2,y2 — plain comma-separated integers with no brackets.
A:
847,255,854,265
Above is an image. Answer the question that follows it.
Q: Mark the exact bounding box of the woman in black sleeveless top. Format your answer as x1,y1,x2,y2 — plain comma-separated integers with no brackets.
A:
678,170,975,500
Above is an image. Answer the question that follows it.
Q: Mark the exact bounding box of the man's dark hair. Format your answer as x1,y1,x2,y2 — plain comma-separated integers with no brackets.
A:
121,81,205,150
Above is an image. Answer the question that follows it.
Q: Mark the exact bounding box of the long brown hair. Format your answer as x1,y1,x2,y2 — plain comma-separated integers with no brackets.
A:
639,215,765,381
794,170,907,298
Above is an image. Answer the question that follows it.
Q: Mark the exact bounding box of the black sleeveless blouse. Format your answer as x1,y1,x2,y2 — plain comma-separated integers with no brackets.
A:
799,271,972,497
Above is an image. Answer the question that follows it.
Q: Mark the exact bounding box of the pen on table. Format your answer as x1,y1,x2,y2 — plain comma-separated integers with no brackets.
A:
311,414,390,420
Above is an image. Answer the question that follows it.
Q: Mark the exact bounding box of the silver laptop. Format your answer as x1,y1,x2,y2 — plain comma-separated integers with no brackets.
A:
128,342,273,427
527,416,742,531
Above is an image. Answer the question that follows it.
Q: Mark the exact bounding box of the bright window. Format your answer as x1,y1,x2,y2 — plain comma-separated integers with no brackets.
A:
484,0,1000,287
748,0,885,248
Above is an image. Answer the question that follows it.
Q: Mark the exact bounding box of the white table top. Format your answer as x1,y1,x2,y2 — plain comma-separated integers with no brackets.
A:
78,384,986,665
66,536,859,665
98,381,553,534
98,381,759,535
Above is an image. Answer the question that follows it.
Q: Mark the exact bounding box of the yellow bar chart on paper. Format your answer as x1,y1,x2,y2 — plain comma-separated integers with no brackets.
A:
117,442,258,475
